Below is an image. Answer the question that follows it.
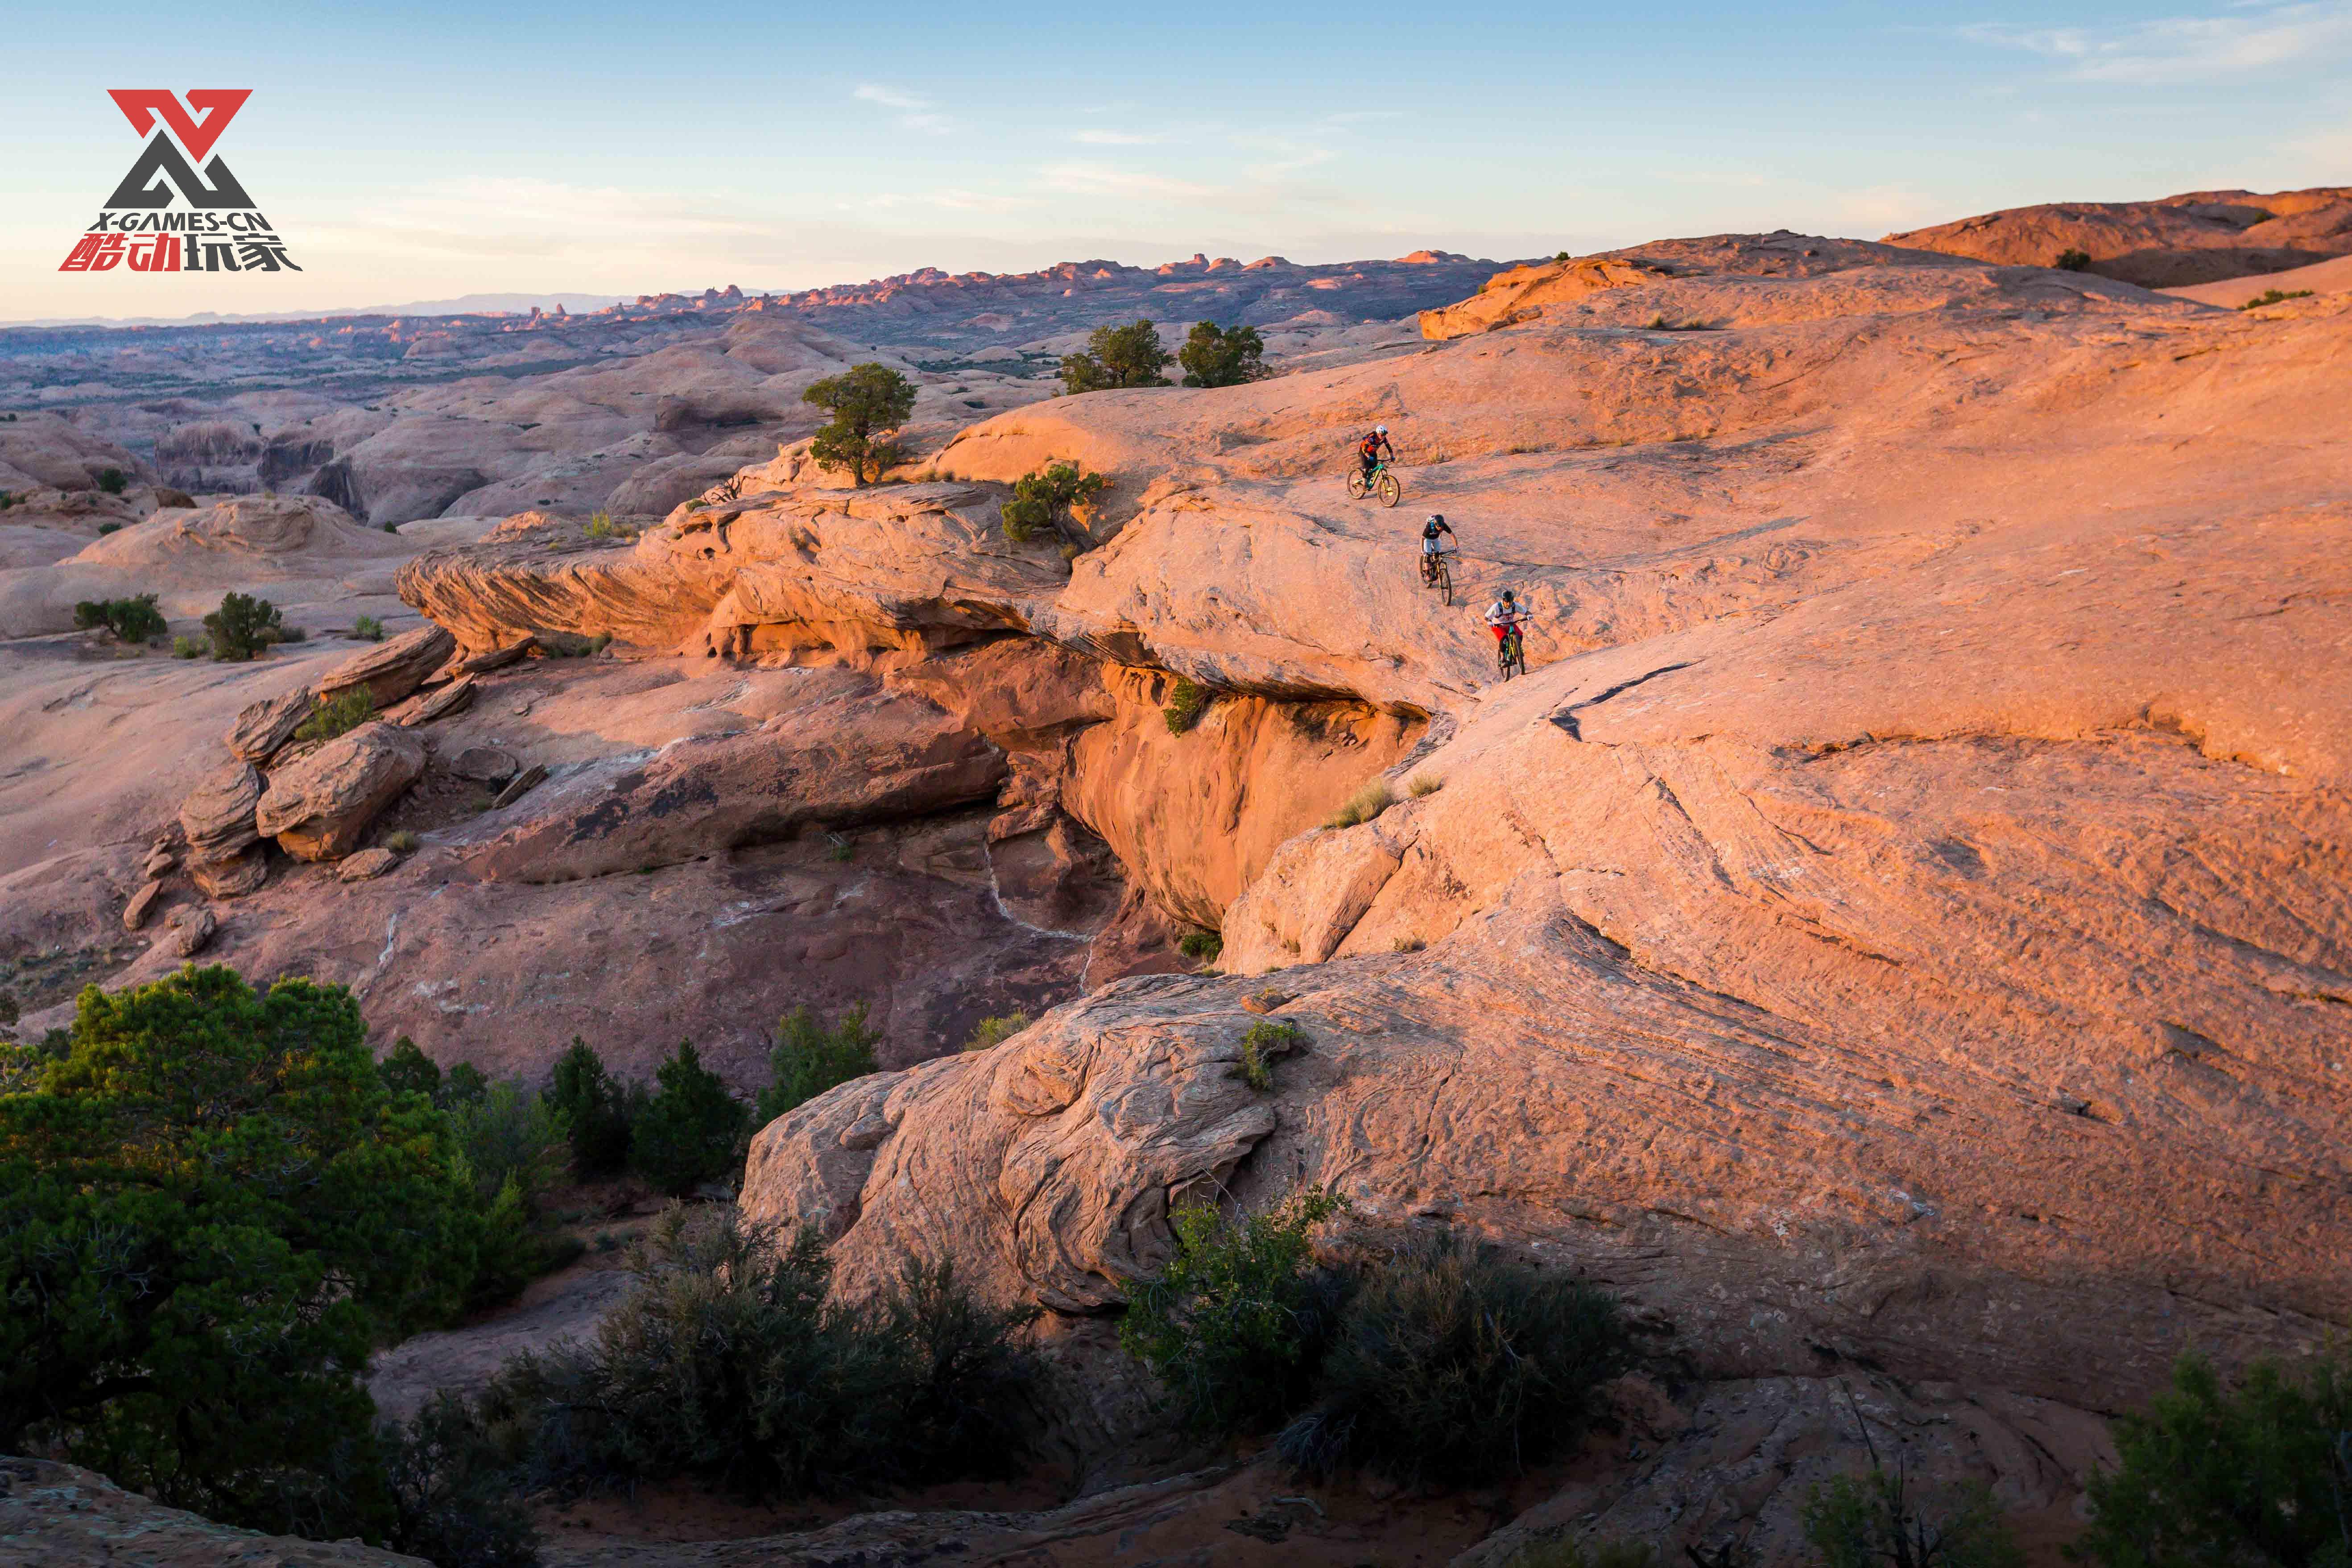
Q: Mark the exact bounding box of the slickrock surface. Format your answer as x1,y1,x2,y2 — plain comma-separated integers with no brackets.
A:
720,230,2350,1421
0,1455,424,1567
1885,185,2352,287
255,721,426,860
2163,249,2352,308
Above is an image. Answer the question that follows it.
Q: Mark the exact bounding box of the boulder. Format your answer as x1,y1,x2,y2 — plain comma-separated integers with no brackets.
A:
457,635,535,673
313,623,455,708
169,906,216,956
176,762,263,860
337,845,401,882
490,762,548,811
225,683,315,763
189,846,269,898
389,674,475,726
255,722,426,860
140,845,176,879
122,878,166,931
450,745,518,784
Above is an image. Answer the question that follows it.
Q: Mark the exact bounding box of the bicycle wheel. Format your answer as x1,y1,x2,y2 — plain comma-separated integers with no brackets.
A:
1346,469,1368,500
1375,470,1401,508
1438,560,1452,606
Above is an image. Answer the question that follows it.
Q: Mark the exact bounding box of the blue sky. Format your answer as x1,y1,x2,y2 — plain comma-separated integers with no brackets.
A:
4,0,2348,321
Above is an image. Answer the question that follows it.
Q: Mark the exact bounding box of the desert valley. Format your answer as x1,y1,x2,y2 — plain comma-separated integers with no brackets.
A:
1,184,2347,1568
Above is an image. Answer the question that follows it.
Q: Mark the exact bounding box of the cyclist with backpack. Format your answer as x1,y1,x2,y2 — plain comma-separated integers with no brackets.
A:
1485,587,1532,677
1418,513,1455,584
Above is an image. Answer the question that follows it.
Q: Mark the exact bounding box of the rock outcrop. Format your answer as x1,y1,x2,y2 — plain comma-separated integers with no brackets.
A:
1885,185,2352,287
176,761,263,860
225,683,315,763
255,722,426,860
313,622,455,707
0,1456,423,1567
723,231,2352,1426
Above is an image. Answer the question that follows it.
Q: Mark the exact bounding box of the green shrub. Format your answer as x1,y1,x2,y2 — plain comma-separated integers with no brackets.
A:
1119,1190,1348,1434
205,591,283,661
1325,778,1396,830
1179,321,1270,388
96,467,127,495
1805,1462,2020,1568
1177,929,1222,964
73,593,166,642
963,1012,1031,1051
1000,459,1108,545
2242,289,2316,310
757,1004,879,1124
295,686,376,742
480,1205,1038,1501
380,1394,541,1568
352,614,385,641
2071,1352,2351,1568
1276,1229,1629,1486
384,829,421,855
1163,677,1210,734
584,511,624,540
173,634,206,658
0,490,13,510
2055,249,2093,272
0,966,475,1531
631,1042,747,1196
1236,1021,1304,1091
803,363,916,486
1060,320,1170,394
539,630,610,657
446,1080,569,1212
542,1038,638,1179
96,521,122,535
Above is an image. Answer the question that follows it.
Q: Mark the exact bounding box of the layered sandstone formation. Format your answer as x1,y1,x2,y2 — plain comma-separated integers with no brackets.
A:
681,232,2352,1425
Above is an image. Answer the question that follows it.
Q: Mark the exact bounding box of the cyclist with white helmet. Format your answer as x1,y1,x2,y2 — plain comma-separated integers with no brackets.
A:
1418,513,1455,582
1357,424,1394,485
1485,587,1531,654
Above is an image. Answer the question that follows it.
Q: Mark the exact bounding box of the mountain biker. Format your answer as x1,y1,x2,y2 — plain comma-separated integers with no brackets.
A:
1358,424,1393,484
1419,513,1455,579
1485,588,1530,651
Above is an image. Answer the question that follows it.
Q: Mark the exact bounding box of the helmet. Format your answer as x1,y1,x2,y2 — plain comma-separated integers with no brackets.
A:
1501,589,1516,602
1426,513,1444,525
1374,424,1388,434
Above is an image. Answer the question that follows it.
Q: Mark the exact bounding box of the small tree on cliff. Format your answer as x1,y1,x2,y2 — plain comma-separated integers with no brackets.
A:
1179,321,1269,388
802,363,916,486
1000,460,1109,546
1060,320,1171,394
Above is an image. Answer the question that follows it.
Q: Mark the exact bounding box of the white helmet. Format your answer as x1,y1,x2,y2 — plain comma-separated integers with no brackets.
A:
1374,424,1388,434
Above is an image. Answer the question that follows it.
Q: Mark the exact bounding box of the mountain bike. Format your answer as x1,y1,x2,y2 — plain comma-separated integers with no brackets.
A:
1496,624,1526,681
1347,460,1401,507
1418,548,1453,604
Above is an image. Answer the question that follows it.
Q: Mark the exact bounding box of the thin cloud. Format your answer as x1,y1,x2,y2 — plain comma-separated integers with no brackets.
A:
853,83,951,133
1041,163,1218,201
1073,129,1170,145
1963,2,2352,84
